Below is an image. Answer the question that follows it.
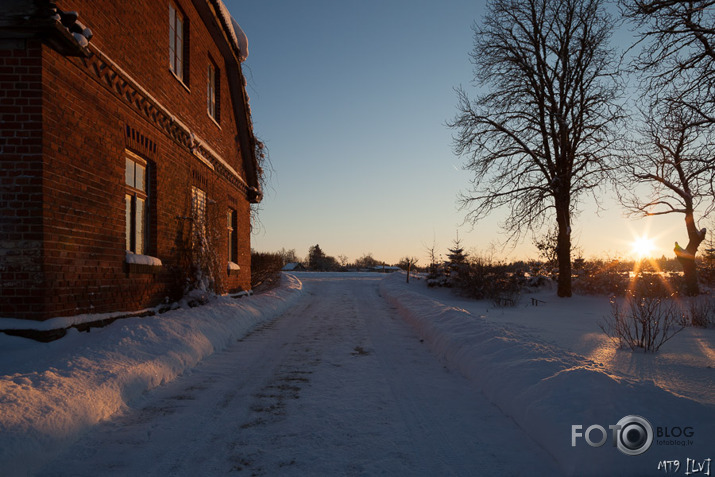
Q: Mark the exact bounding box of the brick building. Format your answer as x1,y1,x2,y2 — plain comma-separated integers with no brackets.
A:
0,0,263,320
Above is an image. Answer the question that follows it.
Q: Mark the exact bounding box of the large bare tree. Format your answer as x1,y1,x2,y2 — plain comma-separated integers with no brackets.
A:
619,104,714,295
621,0,715,294
448,0,624,297
621,0,715,123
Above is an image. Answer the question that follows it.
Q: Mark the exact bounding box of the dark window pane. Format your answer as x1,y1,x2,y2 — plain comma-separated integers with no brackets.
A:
208,64,216,118
169,5,176,69
176,16,183,80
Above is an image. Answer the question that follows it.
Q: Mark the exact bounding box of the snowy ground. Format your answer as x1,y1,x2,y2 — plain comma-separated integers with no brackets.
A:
0,276,304,476
1,272,713,476
380,273,715,476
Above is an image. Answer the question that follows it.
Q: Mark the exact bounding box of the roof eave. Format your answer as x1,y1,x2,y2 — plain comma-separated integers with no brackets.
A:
192,0,262,203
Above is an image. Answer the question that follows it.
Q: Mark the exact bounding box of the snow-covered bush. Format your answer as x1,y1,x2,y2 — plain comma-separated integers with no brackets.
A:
447,260,522,306
426,259,450,288
599,292,687,352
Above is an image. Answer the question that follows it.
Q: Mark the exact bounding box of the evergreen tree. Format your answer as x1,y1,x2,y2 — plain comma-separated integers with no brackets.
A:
447,234,469,287
447,238,467,265
308,244,326,271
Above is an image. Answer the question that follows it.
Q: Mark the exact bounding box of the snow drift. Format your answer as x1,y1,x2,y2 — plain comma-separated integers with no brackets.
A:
379,273,715,476
0,275,303,476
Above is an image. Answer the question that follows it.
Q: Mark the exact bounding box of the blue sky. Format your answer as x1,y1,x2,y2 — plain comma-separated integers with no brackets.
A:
227,0,688,265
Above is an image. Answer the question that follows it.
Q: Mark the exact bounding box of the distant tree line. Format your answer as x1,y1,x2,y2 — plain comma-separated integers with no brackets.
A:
424,233,715,305
252,245,419,274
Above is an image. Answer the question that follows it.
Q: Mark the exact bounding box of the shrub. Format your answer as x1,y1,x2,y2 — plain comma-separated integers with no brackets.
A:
573,259,630,296
687,296,714,328
251,251,283,291
700,261,715,287
599,292,687,352
630,272,679,298
573,258,686,298
451,261,522,307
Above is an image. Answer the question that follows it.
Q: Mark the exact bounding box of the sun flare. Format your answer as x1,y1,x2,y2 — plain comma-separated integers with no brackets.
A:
631,236,655,259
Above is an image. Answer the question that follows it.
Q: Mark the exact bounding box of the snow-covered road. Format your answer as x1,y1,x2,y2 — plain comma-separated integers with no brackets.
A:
39,274,559,476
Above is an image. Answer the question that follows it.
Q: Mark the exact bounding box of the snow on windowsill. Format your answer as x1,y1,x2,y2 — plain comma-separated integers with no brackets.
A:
125,251,163,267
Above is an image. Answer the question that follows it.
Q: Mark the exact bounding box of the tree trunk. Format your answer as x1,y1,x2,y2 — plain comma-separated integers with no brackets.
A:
676,254,698,296
555,199,572,297
675,211,705,296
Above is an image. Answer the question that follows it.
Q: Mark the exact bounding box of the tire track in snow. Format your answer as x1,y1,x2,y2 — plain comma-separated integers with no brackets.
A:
40,274,560,476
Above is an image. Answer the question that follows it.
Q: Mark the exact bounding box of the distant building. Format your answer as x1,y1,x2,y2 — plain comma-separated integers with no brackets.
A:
372,266,402,273
0,0,262,320
282,263,307,272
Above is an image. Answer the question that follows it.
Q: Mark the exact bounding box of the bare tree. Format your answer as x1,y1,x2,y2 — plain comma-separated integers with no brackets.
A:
618,103,715,295
398,257,419,283
278,248,299,266
448,0,624,297
533,226,560,268
337,254,349,268
355,253,379,270
621,0,715,124
620,0,715,295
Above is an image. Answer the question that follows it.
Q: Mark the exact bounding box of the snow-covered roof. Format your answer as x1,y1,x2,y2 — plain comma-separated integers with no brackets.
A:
372,266,402,272
214,0,248,61
282,262,305,271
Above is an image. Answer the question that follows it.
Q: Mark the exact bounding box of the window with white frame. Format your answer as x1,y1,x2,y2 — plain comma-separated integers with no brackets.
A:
125,152,148,254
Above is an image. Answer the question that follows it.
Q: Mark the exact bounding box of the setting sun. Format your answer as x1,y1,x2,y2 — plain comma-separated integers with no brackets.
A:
631,236,656,259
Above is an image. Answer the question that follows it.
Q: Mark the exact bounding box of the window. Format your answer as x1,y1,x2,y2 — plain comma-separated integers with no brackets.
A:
125,152,148,254
207,61,220,122
191,186,207,247
227,208,237,263
169,3,188,83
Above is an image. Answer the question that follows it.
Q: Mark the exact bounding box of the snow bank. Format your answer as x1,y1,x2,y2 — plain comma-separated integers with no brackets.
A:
0,274,303,476
380,273,715,476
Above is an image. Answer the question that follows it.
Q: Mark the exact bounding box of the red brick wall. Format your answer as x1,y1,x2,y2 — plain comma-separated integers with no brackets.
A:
0,40,45,319
57,0,245,176
0,0,255,320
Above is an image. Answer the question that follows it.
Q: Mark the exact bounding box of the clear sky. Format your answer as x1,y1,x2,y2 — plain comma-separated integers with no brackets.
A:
226,0,694,265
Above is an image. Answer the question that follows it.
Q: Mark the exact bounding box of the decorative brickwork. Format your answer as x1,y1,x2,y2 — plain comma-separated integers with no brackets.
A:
0,0,261,320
